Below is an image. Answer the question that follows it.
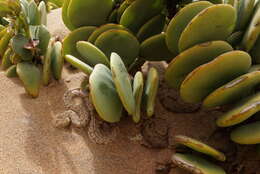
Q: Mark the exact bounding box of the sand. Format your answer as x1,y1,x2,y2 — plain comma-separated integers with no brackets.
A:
0,9,259,174
0,70,172,174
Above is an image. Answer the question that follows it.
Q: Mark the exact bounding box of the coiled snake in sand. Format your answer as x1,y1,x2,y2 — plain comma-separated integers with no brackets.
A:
53,88,119,144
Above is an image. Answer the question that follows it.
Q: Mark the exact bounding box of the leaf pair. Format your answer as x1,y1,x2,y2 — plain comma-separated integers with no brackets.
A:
172,135,226,174
166,2,236,55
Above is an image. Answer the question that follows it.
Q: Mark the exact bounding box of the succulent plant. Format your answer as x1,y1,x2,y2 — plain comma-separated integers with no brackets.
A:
0,0,63,97
64,52,159,123
61,0,177,70
172,135,226,174
58,0,166,138
164,0,260,171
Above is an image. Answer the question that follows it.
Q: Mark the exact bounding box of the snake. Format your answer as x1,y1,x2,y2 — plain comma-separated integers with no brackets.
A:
53,88,119,145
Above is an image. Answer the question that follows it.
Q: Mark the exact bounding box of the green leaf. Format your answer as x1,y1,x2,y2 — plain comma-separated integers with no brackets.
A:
20,0,29,17
28,0,41,25
172,153,226,174
144,67,159,117
11,34,33,61
42,39,54,86
133,71,144,123
89,64,123,123
174,135,226,161
38,1,47,26
76,41,109,67
110,52,136,115
1,47,12,70
29,25,50,55
5,65,17,78
51,41,63,80
65,54,93,75
17,62,41,98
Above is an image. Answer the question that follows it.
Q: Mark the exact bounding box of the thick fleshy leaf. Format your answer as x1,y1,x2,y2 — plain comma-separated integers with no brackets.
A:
17,62,41,98
178,4,236,52
235,0,255,31
20,0,29,17
240,3,260,51
110,52,135,115
0,28,14,57
231,121,260,144
38,1,47,26
136,14,165,42
140,33,176,61
51,41,63,80
29,25,51,55
10,53,21,64
166,1,213,55
203,71,260,108
117,0,132,22
76,41,109,66
28,0,41,25
1,48,12,70
217,92,260,127
65,55,93,75
180,51,251,103
62,26,96,61
62,0,75,30
95,29,140,67
11,34,33,61
172,153,226,174
5,65,17,78
89,64,123,123
174,135,226,161
88,23,128,44
144,67,159,117
133,71,144,123
42,39,54,86
67,0,114,28
120,0,164,33
165,41,233,89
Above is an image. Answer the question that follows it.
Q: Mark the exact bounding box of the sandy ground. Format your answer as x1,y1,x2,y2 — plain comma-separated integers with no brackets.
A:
0,69,173,174
0,9,259,174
